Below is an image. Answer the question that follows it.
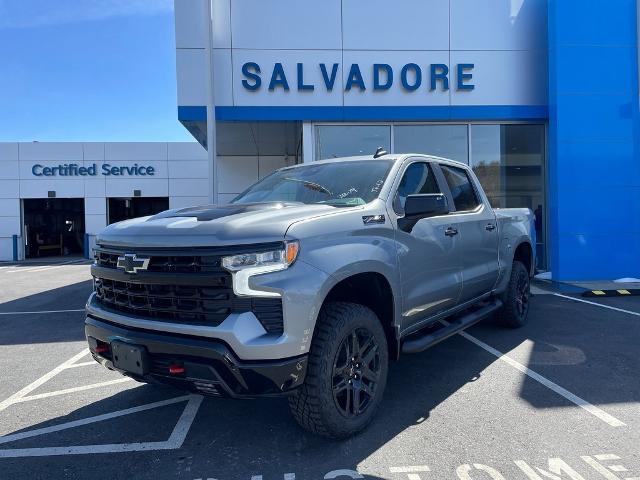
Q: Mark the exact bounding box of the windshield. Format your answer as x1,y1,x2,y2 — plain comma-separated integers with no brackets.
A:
232,160,395,206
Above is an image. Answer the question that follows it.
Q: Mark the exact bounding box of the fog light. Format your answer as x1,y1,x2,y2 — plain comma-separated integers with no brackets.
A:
169,364,185,375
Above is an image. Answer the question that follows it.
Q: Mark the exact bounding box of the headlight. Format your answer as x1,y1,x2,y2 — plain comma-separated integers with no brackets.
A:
222,241,299,297
222,241,299,271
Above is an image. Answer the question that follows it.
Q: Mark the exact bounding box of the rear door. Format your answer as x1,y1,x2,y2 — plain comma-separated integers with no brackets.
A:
388,158,463,331
435,163,499,304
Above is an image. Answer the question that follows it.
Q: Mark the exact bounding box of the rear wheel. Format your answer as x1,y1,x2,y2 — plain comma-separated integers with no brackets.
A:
288,302,388,438
497,260,531,328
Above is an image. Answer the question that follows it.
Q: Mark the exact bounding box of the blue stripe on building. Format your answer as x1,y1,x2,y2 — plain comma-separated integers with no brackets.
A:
178,105,548,123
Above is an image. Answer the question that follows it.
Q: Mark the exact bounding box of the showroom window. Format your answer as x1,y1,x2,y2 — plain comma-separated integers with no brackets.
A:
469,124,546,268
394,125,468,163
313,122,546,268
315,125,391,160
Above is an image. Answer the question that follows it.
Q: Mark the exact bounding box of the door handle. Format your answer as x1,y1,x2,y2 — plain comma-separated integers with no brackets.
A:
485,223,496,231
445,227,458,237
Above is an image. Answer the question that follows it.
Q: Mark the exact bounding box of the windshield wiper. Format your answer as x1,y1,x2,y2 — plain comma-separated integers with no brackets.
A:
283,177,332,195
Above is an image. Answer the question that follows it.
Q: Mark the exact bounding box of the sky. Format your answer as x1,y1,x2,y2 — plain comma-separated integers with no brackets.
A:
0,0,193,142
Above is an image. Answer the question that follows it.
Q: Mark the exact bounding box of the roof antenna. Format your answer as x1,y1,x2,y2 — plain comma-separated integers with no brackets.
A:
373,146,388,158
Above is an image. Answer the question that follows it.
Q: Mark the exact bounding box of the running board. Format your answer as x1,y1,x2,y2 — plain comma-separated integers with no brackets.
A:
401,300,503,354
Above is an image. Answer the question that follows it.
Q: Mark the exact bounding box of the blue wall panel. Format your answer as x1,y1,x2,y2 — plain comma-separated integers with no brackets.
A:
548,0,640,280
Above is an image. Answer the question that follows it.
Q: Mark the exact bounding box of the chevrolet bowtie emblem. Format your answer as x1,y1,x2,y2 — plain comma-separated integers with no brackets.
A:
116,254,150,274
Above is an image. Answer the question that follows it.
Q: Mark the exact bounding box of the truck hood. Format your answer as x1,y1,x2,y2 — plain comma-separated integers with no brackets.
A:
96,202,338,248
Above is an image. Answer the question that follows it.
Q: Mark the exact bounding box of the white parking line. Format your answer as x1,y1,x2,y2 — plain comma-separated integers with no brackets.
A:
12,378,133,404
4,259,90,274
16,264,91,274
0,395,203,458
64,361,97,369
0,309,84,316
0,395,190,445
457,329,626,427
166,394,205,447
0,396,203,458
0,349,90,413
553,293,640,317
390,465,431,479
0,344,205,459
0,351,125,408
0,442,177,458
3,260,76,273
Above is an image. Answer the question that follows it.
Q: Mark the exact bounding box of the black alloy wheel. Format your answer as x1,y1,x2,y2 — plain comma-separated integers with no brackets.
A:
515,270,530,319
332,327,381,418
498,260,531,328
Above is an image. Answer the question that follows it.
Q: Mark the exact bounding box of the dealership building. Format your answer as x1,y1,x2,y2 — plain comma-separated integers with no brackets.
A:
1,0,639,281
0,141,292,261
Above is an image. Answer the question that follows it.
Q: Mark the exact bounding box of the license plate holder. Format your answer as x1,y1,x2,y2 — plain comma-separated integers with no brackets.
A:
111,341,149,376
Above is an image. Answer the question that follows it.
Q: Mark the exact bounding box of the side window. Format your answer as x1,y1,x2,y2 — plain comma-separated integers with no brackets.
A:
440,164,480,212
394,162,440,213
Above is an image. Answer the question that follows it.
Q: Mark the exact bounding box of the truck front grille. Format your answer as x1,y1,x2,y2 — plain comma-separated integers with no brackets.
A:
92,246,284,335
95,251,223,274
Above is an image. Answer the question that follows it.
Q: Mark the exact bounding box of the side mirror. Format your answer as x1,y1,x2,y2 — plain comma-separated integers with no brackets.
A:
405,194,449,218
399,194,449,232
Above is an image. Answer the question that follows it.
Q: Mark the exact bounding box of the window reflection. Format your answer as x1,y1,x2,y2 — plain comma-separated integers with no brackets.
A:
470,124,545,268
394,125,468,163
312,122,546,269
316,125,391,160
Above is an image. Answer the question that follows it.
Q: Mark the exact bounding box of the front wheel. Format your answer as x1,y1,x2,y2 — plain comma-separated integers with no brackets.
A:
497,260,531,328
288,302,388,439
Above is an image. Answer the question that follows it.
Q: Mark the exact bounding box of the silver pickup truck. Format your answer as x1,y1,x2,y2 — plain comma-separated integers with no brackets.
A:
85,153,535,438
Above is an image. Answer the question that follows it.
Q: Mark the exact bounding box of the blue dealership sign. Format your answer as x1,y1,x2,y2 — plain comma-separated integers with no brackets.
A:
241,62,475,92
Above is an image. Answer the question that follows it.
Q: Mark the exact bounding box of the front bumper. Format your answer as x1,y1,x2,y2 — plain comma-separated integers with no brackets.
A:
85,316,308,398
86,256,331,361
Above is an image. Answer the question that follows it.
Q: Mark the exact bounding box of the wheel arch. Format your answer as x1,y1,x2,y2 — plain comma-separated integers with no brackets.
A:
494,238,535,295
319,271,400,361
513,240,534,276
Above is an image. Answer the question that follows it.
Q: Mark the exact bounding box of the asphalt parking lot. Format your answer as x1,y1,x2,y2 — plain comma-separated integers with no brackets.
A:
0,261,639,480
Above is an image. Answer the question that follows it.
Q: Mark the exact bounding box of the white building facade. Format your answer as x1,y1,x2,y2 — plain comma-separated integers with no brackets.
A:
0,142,214,261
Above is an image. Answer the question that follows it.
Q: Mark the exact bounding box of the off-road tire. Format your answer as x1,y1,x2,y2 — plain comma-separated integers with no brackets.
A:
288,301,388,439
497,260,531,328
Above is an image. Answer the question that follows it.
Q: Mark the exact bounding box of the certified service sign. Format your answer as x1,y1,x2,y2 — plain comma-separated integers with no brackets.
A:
31,163,155,177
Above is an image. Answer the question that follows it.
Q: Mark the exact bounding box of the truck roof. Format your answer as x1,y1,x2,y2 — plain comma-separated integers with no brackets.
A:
289,154,469,169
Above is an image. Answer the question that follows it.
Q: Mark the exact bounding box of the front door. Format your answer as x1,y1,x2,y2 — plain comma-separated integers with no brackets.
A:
437,163,499,303
389,160,463,332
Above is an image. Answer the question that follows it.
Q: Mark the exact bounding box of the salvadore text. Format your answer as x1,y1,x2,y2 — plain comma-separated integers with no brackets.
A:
32,163,155,177
241,62,475,92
